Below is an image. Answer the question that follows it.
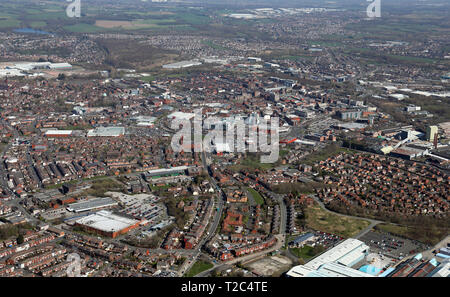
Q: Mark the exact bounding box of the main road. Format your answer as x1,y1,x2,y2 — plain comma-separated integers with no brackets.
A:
180,150,225,276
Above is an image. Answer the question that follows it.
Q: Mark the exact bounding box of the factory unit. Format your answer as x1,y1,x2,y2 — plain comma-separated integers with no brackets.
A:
44,130,73,138
162,60,202,69
286,238,370,277
66,197,118,213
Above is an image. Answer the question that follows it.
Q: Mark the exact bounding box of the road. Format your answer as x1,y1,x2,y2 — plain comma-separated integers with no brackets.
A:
195,234,286,277
179,150,225,276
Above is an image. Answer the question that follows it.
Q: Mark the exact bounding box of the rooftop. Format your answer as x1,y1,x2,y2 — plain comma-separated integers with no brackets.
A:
75,210,139,233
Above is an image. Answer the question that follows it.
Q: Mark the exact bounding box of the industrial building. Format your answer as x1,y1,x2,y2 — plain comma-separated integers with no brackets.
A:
286,238,370,277
48,63,72,70
288,233,317,248
66,197,118,213
0,69,25,78
428,259,450,277
167,112,195,121
74,210,142,238
87,127,125,137
162,60,202,69
6,62,72,71
44,130,73,137
385,253,440,277
145,166,189,178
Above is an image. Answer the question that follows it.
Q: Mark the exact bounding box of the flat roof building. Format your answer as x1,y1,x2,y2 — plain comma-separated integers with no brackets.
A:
286,238,370,277
87,127,125,137
67,197,118,213
162,60,202,69
74,210,141,238
44,130,73,137
146,166,189,177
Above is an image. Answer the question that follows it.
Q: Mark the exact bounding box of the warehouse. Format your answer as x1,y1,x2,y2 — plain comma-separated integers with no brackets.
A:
44,130,73,137
74,210,142,238
146,166,189,178
286,238,370,277
306,238,369,269
310,262,374,277
49,63,72,70
66,197,118,213
87,127,125,137
167,112,195,121
162,60,202,69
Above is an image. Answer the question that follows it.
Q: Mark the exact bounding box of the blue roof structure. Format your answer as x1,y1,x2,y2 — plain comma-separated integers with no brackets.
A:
359,265,382,276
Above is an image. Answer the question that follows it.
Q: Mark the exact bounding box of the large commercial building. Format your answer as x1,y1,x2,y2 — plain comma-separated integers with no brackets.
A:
87,127,125,137
286,238,370,277
44,130,73,137
162,60,202,69
74,210,142,238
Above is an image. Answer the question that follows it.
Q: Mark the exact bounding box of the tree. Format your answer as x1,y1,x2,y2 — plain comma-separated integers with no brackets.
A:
17,234,24,244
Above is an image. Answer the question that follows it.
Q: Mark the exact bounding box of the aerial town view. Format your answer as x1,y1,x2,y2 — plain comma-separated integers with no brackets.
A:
0,0,448,288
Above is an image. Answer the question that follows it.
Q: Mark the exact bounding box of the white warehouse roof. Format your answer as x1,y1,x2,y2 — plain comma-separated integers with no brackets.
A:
87,127,125,137
306,238,368,270
75,210,139,233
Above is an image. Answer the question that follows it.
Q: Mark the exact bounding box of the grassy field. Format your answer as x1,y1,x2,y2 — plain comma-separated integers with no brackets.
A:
229,154,276,172
149,184,171,191
64,23,104,33
185,260,213,277
82,178,125,197
374,223,448,245
247,187,264,205
0,18,21,28
304,203,371,238
289,245,324,261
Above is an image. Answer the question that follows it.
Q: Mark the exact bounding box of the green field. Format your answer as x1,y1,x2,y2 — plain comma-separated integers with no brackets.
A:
185,260,213,277
247,187,264,205
375,223,448,245
289,245,325,261
202,40,229,51
64,23,104,33
301,144,352,166
30,21,47,28
0,18,21,28
305,203,371,238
